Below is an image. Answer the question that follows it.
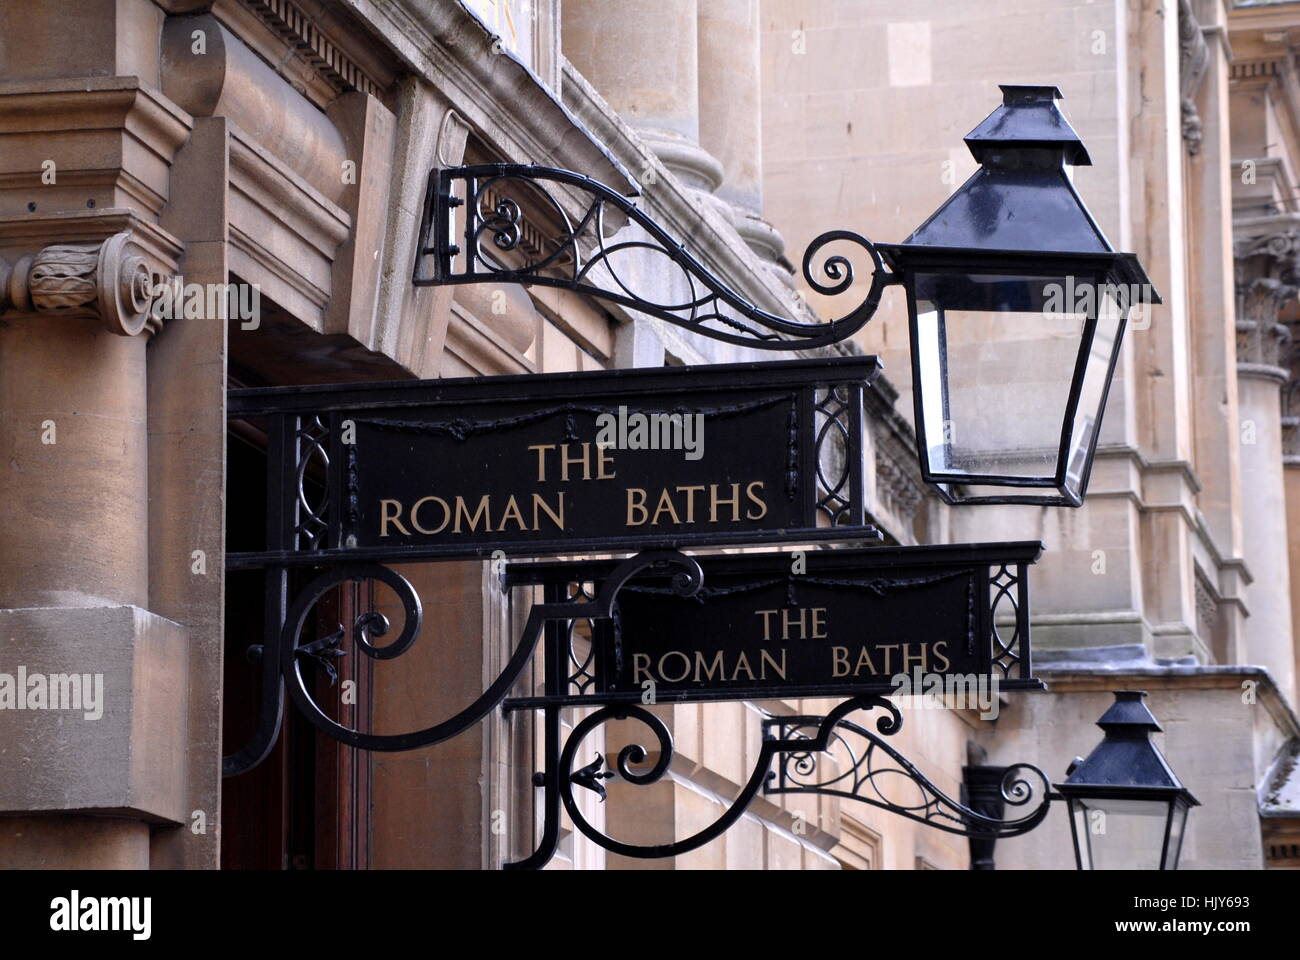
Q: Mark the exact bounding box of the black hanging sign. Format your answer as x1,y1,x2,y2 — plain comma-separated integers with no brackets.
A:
226,357,881,568
504,542,1045,709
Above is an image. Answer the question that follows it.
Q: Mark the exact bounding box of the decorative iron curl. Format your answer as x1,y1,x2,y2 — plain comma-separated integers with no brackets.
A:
557,703,773,860
416,164,899,351
764,699,1052,840
224,550,707,777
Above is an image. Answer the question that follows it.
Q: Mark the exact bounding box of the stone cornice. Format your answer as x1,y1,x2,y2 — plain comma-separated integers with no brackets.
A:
1039,663,1300,739
338,0,634,193
0,77,193,219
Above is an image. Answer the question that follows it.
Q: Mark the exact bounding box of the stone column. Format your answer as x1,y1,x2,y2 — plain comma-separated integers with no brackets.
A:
697,0,784,262
562,0,723,193
0,230,189,868
1233,231,1298,705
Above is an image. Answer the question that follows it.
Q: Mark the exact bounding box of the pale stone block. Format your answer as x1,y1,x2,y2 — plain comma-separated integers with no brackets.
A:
886,22,931,89
0,605,189,824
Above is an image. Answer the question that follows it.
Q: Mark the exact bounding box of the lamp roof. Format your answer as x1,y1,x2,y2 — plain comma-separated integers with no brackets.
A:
964,85,1092,166
1058,691,1199,804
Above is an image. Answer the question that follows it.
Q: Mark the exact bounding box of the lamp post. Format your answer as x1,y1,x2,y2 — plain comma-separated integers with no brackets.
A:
1055,691,1200,870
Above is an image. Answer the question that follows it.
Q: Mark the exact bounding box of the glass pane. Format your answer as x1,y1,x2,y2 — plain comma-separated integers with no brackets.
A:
1063,292,1125,497
1078,797,1170,870
1164,801,1189,870
1070,802,1094,869
913,274,1086,482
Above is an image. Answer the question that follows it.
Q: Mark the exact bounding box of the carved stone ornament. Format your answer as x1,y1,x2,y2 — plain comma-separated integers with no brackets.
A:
0,232,161,336
1178,0,1209,156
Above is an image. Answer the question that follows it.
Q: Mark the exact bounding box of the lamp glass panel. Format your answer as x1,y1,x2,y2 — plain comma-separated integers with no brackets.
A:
1073,797,1171,870
1062,288,1125,496
913,273,1088,482
1164,800,1189,870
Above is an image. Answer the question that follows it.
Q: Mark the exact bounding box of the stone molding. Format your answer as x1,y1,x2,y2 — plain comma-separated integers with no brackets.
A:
0,77,192,219
0,212,184,337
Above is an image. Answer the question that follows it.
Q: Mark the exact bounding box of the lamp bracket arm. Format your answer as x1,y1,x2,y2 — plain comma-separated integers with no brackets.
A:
414,164,895,351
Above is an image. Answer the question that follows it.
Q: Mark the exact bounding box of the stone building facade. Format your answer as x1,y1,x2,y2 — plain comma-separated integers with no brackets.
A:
0,0,1296,870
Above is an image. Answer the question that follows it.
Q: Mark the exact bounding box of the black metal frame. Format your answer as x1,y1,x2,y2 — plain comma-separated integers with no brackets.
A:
497,543,1048,868
413,164,898,351
506,692,1052,869
226,357,880,571
885,250,1136,507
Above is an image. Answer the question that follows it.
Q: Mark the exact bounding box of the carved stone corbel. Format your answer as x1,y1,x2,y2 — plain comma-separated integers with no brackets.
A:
0,232,163,336
1179,0,1210,156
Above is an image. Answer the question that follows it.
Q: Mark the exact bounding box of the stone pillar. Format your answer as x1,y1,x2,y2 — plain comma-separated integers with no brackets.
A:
1233,231,1298,705
0,230,189,868
562,0,723,193
696,0,784,262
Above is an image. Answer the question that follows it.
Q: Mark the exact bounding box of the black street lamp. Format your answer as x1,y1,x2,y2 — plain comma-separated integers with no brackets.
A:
417,85,1159,508
878,86,1161,506
1055,691,1199,870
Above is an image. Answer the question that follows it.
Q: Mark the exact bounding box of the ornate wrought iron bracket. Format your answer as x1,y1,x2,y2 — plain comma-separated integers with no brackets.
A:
413,164,898,350
222,549,704,776
507,695,1053,870
764,700,1053,840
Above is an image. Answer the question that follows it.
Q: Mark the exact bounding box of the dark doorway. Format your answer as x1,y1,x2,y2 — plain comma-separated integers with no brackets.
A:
221,426,370,868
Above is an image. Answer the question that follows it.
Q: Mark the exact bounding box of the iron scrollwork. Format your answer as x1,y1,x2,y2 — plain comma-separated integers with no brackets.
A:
764,699,1052,839
510,695,1052,868
223,550,705,776
414,164,897,351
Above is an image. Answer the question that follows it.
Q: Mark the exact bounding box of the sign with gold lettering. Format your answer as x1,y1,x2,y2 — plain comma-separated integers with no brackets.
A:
227,357,881,566
505,543,1044,706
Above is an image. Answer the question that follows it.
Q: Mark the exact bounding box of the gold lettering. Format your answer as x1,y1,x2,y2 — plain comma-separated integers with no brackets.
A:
878,644,900,674
710,482,741,522
650,488,682,525
781,607,807,641
560,443,590,482
744,480,768,520
855,647,877,676
755,609,778,642
694,650,726,683
528,444,555,482
379,499,411,537
632,653,652,685
810,607,828,640
596,445,616,479
453,495,491,533
497,495,527,531
658,650,691,683
626,488,648,526
831,646,850,678
931,640,951,673
901,642,927,672
676,485,705,522
531,492,565,531
730,651,756,682
759,648,787,680
410,496,450,535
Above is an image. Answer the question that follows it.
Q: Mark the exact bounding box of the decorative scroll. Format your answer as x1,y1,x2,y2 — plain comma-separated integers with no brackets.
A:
764,699,1052,839
413,164,896,351
506,695,1052,868
222,550,703,775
